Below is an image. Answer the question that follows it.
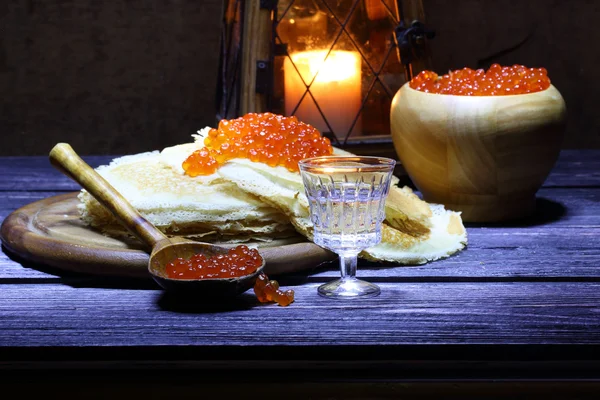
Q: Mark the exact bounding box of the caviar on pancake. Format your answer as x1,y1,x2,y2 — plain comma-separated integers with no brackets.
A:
409,64,551,96
166,245,263,280
183,113,333,176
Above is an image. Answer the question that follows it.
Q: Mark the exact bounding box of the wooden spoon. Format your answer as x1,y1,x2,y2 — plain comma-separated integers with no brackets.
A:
49,143,264,297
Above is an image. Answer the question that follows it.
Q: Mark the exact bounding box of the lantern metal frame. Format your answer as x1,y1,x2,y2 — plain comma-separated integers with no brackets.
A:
216,0,433,151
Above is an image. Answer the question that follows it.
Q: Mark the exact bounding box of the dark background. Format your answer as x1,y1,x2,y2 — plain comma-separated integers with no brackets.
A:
1,0,598,156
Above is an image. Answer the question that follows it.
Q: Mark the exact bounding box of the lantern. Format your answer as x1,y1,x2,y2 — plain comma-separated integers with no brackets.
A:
216,0,434,151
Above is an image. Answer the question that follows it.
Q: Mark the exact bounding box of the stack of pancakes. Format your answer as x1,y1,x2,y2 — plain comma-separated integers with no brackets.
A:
79,128,467,264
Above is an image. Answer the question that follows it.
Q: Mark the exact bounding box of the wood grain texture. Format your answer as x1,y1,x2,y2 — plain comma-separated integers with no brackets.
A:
239,1,271,114
0,156,111,191
0,152,600,378
1,282,599,347
2,226,600,281
2,187,599,280
0,193,334,279
0,151,599,281
390,84,567,222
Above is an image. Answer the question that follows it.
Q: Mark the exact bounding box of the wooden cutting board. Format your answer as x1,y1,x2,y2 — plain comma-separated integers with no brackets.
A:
1,193,336,279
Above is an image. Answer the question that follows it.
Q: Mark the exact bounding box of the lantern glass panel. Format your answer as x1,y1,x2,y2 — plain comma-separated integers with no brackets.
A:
272,0,428,144
216,0,431,149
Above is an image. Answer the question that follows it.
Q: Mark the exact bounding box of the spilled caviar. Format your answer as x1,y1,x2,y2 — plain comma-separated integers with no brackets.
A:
254,273,295,307
410,64,551,96
182,112,333,176
166,245,262,280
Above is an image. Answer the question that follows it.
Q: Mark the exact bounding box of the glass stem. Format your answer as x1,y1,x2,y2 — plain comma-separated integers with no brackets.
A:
339,253,358,281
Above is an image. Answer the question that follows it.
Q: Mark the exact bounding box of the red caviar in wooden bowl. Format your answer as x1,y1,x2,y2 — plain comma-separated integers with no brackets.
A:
409,64,551,96
166,245,263,280
183,112,333,176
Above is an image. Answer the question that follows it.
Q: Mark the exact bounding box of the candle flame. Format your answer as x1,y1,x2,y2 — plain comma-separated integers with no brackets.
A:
290,50,360,83
284,49,362,138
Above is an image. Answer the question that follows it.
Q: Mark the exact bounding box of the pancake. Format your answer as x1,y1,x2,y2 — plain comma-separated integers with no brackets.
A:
78,146,294,241
79,127,467,263
218,158,467,264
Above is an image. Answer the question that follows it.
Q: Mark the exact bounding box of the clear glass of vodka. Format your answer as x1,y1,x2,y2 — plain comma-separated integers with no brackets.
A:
299,156,396,299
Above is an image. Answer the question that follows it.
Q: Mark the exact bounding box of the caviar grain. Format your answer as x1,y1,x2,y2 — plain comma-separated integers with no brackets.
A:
253,273,295,307
183,113,333,176
166,245,262,280
410,64,551,96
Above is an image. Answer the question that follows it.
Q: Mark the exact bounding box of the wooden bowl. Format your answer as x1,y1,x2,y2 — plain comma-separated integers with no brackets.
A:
149,243,265,298
390,83,567,222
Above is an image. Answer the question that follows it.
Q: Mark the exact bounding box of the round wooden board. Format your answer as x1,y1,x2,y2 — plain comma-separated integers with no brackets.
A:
1,193,336,279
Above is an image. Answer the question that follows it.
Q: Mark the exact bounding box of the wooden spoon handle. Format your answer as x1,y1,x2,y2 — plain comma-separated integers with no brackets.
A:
49,143,167,248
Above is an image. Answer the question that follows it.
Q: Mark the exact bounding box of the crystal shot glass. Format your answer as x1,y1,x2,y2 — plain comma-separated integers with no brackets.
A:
299,156,396,299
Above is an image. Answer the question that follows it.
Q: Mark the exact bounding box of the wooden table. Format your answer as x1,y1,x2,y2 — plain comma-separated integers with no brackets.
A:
1,151,600,398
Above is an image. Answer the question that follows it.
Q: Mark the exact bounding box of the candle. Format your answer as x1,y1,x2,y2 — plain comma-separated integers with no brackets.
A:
284,50,362,139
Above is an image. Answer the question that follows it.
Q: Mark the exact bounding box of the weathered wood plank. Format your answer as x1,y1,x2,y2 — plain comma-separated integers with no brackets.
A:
1,187,599,280
0,192,60,220
2,236,600,281
0,151,598,191
543,168,600,187
0,197,600,279
2,223,600,280
0,282,599,347
541,150,600,187
0,156,111,191
473,187,600,226
1,151,598,281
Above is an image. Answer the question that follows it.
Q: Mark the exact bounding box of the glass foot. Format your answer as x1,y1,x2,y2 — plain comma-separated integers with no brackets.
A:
317,278,380,299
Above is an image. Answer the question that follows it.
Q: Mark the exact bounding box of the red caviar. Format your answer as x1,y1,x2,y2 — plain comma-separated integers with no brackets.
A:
253,273,295,307
409,64,551,96
182,112,333,176
166,245,262,280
